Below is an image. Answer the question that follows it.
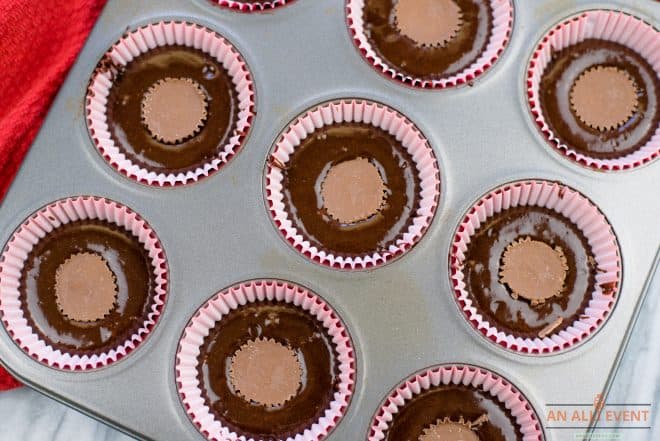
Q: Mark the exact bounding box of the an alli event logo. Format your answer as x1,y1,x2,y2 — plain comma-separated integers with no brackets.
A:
546,394,652,440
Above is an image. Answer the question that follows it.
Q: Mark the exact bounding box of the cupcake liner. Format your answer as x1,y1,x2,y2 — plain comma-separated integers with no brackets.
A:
346,0,514,89
175,280,355,441
265,99,441,270
208,0,293,12
527,10,660,171
86,21,255,186
450,180,621,354
368,364,543,441
0,197,168,370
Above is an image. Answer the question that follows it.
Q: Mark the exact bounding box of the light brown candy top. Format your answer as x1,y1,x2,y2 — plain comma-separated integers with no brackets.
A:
321,157,386,224
394,0,463,48
229,338,303,407
141,77,208,144
499,237,568,304
570,66,638,132
55,252,117,322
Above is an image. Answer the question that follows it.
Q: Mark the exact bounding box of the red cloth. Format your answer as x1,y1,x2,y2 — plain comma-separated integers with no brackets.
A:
0,0,107,390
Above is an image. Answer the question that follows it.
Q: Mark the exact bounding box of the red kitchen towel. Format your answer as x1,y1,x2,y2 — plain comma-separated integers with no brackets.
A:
0,0,107,390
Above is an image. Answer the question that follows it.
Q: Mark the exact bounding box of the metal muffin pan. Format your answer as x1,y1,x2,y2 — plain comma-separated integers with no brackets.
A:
0,0,658,440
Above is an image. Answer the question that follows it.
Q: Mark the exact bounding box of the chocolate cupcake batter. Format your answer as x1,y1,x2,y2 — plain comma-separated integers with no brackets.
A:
105,46,238,173
280,123,420,256
197,301,339,439
539,39,659,159
19,220,155,355
362,0,493,78
384,385,522,440
463,206,596,338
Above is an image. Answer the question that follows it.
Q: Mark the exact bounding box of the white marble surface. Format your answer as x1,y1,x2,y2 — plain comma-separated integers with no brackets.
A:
0,271,658,441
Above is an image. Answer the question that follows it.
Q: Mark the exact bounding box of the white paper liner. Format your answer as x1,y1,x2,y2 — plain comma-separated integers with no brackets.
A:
368,364,543,441
346,0,513,89
527,10,660,171
209,0,292,12
450,180,621,354
0,197,168,370
265,99,440,270
175,280,355,441
86,21,255,186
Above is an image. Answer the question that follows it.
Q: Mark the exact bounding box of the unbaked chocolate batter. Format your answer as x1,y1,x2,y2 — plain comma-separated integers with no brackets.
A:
197,301,339,439
362,0,493,78
19,221,155,354
463,206,596,338
539,39,659,159
281,123,420,255
105,46,238,172
384,385,521,440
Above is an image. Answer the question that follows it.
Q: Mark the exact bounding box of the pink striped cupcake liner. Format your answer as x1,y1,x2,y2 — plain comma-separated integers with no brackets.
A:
175,279,355,441
0,197,168,370
86,21,255,186
369,364,544,441
450,180,621,354
527,10,660,171
346,0,514,89
208,0,293,12
265,99,441,270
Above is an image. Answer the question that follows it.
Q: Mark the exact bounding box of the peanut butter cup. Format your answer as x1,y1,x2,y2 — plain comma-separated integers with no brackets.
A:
197,300,341,439
54,252,118,323
320,157,387,224
394,0,464,48
499,236,568,305
229,338,302,408
419,416,488,441
141,77,208,144
569,66,639,132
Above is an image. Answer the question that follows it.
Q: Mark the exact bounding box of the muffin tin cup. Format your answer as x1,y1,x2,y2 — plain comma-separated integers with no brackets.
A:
86,20,256,187
450,180,621,354
265,99,441,270
208,0,293,12
175,279,355,441
527,10,660,171
0,197,168,371
345,0,514,89
368,364,544,441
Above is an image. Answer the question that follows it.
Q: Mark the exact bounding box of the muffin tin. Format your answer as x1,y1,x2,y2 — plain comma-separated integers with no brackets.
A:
0,0,658,440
